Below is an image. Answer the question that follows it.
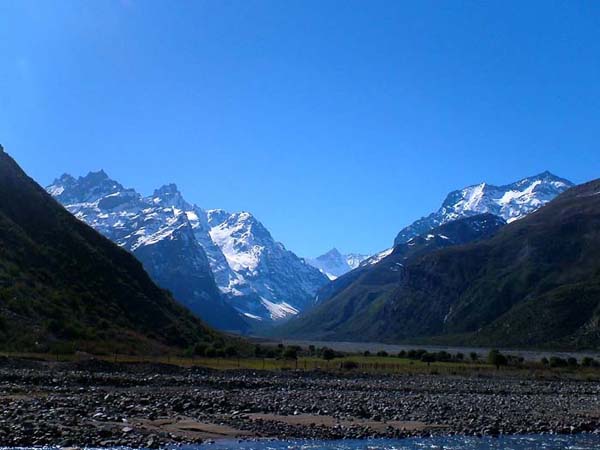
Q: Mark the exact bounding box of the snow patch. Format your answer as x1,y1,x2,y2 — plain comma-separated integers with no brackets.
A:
260,298,299,320
361,248,393,266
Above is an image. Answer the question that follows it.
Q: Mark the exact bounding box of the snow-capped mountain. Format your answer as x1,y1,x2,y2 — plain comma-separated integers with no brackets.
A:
47,171,328,325
307,249,370,280
205,209,329,320
394,171,574,246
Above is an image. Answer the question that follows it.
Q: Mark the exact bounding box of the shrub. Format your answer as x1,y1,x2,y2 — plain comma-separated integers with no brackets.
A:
283,347,298,360
488,350,508,369
341,360,359,370
421,353,436,365
435,351,452,362
322,348,336,361
582,357,597,367
567,357,578,367
549,356,568,368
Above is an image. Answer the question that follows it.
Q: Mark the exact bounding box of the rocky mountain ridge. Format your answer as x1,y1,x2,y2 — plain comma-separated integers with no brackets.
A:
47,171,328,327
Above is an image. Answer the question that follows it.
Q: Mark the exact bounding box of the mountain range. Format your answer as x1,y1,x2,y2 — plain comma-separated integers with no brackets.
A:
47,172,328,329
280,177,600,349
0,147,225,353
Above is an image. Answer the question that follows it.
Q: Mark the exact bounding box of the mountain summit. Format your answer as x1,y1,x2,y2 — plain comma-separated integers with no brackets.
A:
394,171,574,246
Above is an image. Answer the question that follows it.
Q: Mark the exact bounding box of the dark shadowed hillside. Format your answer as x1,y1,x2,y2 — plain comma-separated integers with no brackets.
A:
281,183,600,349
0,147,225,353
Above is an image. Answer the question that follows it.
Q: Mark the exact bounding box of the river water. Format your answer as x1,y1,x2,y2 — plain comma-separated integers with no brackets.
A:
183,434,600,449
4,434,600,449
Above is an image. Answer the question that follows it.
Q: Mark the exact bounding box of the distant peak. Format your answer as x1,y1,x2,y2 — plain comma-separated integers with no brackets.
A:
237,211,254,220
323,248,342,257
81,169,110,183
536,170,567,181
54,173,76,185
153,183,180,196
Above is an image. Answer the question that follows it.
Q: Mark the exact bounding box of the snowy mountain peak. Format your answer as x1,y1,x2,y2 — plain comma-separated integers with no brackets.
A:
307,248,370,280
47,170,125,204
395,171,574,246
152,183,191,210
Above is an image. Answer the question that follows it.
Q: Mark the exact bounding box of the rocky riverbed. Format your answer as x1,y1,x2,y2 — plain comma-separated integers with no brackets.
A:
0,357,599,448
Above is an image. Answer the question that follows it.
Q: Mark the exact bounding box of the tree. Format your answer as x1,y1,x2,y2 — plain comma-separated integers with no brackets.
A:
283,347,298,360
549,356,568,368
582,357,596,367
488,350,507,369
376,350,389,357
567,357,578,367
469,352,479,362
322,347,336,361
421,353,435,366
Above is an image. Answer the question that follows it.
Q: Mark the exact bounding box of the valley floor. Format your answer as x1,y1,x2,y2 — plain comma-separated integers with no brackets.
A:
1,357,599,448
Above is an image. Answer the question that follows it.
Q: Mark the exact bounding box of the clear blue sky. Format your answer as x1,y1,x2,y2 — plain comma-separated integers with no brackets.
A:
1,1,599,257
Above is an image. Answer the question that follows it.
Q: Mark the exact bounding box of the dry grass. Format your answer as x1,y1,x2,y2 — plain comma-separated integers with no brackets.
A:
4,351,600,380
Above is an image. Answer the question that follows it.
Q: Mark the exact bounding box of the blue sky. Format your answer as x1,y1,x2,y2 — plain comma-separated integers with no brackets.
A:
1,1,599,257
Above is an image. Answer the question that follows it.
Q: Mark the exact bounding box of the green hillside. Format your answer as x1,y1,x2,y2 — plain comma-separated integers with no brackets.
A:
0,147,225,354
281,181,600,350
